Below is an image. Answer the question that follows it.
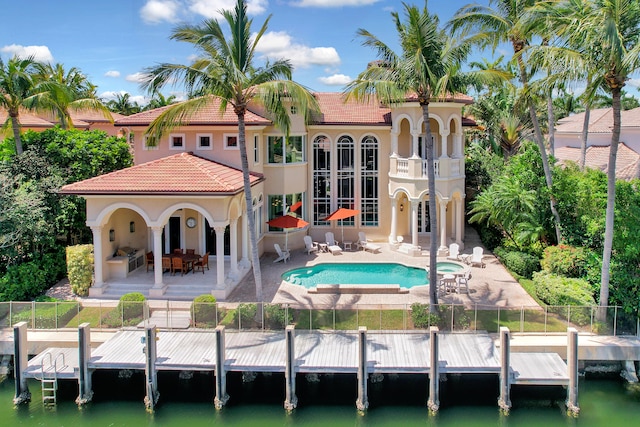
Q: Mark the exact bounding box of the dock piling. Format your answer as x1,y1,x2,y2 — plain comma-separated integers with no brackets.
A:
143,325,159,412
76,323,93,406
12,322,30,405
427,326,439,414
498,327,511,414
566,327,580,416
214,326,229,409
356,326,368,413
284,325,297,412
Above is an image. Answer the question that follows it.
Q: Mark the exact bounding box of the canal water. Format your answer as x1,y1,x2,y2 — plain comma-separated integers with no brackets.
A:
1,371,639,426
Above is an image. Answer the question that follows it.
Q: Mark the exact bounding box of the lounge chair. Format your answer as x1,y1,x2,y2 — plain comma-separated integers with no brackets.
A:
325,232,342,255
274,243,291,263
303,236,319,255
470,246,485,268
355,231,368,250
362,240,382,253
447,243,460,261
456,270,471,294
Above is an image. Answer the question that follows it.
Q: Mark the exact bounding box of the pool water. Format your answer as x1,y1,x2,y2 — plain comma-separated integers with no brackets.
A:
434,261,467,273
283,262,430,289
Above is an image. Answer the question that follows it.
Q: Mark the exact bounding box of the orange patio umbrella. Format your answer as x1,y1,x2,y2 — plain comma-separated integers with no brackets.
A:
267,214,309,251
323,207,360,243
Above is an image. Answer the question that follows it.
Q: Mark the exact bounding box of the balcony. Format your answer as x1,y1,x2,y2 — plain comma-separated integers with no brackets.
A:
390,156,463,180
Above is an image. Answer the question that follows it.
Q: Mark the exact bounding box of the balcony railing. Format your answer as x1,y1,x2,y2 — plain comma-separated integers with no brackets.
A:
391,156,463,180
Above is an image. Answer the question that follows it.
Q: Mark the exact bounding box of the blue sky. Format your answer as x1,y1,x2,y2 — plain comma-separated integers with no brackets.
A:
1,0,492,105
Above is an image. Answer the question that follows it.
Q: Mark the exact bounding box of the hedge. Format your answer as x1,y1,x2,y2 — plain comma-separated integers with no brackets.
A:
66,244,94,296
541,245,589,278
191,294,217,326
494,248,540,279
532,272,595,307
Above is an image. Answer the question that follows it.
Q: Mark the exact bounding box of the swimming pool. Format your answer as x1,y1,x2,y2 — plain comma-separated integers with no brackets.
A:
282,262,433,289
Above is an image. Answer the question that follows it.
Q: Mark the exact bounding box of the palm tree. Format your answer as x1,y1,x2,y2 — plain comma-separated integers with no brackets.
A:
345,1,506,309
144,92,178,111
449,0,563,244
0,56,39,155
105,92,141,115
141,0,318,302
32,62,112,128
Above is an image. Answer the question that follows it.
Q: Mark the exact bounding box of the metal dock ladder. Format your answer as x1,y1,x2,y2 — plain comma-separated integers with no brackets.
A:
38,352,66,405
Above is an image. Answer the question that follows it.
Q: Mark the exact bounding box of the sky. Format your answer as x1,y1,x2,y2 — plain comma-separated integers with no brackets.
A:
0,0,494,105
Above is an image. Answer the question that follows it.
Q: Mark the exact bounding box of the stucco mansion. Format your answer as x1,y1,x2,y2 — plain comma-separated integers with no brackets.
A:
60,93,472,299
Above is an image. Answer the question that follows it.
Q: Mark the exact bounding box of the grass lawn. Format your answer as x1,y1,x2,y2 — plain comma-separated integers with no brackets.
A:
66,306,117,328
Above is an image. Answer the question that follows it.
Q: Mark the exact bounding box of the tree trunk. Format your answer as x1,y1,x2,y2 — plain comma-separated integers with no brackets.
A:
547,88,555,157
579,106,591,170
236,111,263,303
10,114,23,155
422,102,439,311
598,86,621,321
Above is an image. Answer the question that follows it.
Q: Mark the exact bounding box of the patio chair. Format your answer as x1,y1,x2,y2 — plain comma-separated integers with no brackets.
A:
186,248,195,255
303,236,319,255
172,257,187,276
193,252,210,273
173,248,183,255
145,251,154,272
447,243,460,261
325,232,342,255
162,256,172,274
470,246,486,268
457,271,471,294
355,231,368,250
273,243,291,263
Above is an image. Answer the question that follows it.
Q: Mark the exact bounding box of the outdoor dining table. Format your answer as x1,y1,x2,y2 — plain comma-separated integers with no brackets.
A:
164,253,201,274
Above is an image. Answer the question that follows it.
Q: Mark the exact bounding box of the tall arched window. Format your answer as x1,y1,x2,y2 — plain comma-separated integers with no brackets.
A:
313,135,331,225
337,135,355,225
361,135,378,226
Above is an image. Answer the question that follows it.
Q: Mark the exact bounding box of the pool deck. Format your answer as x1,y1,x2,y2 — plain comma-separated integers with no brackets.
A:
228,228,539,309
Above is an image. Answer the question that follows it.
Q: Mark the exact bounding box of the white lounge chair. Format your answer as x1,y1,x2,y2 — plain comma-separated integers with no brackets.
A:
355,231,368,250
456,270,470,293
470,246,485,268
325,232,342,255
273,243,290,263
447,243,460,261
303,236,319,255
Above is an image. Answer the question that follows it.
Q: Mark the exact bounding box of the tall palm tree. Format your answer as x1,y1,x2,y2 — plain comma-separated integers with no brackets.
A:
0,56,39,155
449,0,563,244
345,1,506,309
32,62,112,128
141,0,318,302
105,92,141,115
144,92,178,111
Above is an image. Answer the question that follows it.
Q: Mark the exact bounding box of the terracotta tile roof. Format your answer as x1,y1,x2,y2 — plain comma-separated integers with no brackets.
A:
114,96,271,126
556,107,640,133
0,109,55,128
404,92,474,104
70,110,124,123
555,142,640,181
60,152,264,196
311,93,391,125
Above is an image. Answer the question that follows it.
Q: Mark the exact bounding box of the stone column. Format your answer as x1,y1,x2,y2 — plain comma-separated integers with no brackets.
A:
411,131,420,158
391,130,399,157
455,198,464,246
567,327,580,416
284,325,297,411
427,326,439,414
498,327,511,414
90,226,104,289
453,133,463,158
149,226,166,297
440,130,450,158
411,200,419,249
214,226,227,286
229,218,239,277
356,326,369,412
214,326,229,409
439,200,448,251
389,197,398,244
76,323,93,406
12,322,30,405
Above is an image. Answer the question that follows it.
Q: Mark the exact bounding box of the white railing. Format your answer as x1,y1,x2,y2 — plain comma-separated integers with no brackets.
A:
396,158,409,176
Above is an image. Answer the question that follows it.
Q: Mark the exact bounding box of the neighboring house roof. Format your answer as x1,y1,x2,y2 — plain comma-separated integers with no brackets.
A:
555,107,640,133
311,93,391,126
404,92,474,105
70,110,124,124
114,97,272,126
59,152,264,196
555,142,640,181
0,110,55,128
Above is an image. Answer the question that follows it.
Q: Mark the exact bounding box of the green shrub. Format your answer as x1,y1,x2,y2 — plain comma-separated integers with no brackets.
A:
234,303,258,327
0,250,66,301
541,245,589,278
533,272,595,306
102,292,146,327
66,244,94,296
495,248,540,279
264,304,293,329
191,294,217,326
410,303,438,329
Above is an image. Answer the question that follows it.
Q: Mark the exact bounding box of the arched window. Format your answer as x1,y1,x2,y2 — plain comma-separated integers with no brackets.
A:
361,135,378,226
312,135,331,225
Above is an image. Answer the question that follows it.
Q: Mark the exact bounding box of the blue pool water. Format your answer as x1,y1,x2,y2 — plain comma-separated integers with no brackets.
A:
282,262,430,289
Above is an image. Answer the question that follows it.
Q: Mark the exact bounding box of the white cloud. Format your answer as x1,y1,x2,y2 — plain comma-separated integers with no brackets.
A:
628,78,640,88
189,0,267,19
0,44,53,62
126,72,149,83
291,0,380,7
318,74,352,86
255,31,340,68
104,70,121,78
99,90,127,101
140,0,180,24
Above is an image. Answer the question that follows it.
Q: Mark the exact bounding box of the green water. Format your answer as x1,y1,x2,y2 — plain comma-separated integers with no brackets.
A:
1,372,639,426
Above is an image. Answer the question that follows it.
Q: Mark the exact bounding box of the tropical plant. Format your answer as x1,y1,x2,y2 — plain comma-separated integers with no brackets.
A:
144,92,178,111
105,92,141,115
0,55,39,154
345,1,506,309
141,0,319,302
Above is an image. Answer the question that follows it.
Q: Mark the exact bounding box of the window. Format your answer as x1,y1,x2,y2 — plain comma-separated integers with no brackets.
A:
197,133,212,150
142,136,158,151
254,134,260,164
312,135,331,225
336,135,355,225
361,135,379,226
253,194,264,238
268,135,306,164
224,134,238,150
170,133,185,150
290,105,297,115
268,193,305,231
